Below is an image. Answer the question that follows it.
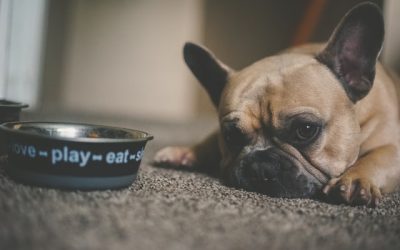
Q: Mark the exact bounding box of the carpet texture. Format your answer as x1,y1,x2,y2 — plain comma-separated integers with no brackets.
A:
1,117,400,250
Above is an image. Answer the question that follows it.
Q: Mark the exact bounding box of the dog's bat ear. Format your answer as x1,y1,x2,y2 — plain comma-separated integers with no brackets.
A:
316,2,384,103
183,42,232,107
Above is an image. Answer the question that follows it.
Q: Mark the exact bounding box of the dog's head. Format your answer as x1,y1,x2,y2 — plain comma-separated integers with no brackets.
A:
184,3,384,197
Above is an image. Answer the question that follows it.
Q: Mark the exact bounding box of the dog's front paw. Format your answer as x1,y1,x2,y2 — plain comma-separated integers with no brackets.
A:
153,146,197,168
322,172,382,207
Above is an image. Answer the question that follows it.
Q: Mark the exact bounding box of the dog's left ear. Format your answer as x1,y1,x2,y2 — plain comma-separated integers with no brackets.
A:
317,3,384,103
183,42,233,107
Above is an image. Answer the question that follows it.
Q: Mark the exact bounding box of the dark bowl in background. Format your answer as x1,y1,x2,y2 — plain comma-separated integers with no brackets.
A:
0,100,28,154
0,121,153,190
0,99,28,123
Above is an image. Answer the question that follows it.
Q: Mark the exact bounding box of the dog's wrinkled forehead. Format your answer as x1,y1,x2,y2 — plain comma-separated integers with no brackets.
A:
219,53,351,124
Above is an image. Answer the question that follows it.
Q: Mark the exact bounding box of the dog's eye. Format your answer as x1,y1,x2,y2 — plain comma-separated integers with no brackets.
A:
222,122,249,149
296,123,319,140
291,121,321,145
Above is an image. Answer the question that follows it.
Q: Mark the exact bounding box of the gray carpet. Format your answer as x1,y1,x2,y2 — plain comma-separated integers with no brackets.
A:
1,117,400,250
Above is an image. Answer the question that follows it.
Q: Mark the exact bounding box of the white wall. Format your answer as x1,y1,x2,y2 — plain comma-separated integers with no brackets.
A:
0,0,47,106
0,0,12,97
59,0,204,122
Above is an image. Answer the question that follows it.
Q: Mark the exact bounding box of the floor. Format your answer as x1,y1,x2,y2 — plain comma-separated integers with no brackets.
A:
1,115,400,250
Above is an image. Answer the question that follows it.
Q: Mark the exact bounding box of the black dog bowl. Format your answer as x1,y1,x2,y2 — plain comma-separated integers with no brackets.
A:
0,122,153,190
0,99,28,123
0,100,29,154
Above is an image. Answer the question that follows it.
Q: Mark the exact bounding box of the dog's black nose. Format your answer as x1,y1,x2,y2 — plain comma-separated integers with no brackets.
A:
243,149,282,182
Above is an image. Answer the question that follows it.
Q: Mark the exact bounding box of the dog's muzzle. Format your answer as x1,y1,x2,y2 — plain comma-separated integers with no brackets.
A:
233,148,322,198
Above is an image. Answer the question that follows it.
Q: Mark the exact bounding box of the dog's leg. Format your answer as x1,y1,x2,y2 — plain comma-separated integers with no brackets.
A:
323,144,400,206
153,131,221,173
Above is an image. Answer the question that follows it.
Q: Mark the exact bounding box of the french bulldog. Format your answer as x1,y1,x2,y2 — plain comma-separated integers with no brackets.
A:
154,2,400,206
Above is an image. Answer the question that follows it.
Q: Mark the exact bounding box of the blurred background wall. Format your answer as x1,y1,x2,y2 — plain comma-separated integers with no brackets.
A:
2,0,400,123
40,0,204,122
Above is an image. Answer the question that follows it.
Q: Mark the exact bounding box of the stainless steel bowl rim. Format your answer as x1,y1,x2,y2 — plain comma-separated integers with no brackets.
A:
0,121,154,143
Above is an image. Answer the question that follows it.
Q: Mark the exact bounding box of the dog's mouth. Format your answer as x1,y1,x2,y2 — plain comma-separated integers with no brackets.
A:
231,145,329,198
276,143,329,184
